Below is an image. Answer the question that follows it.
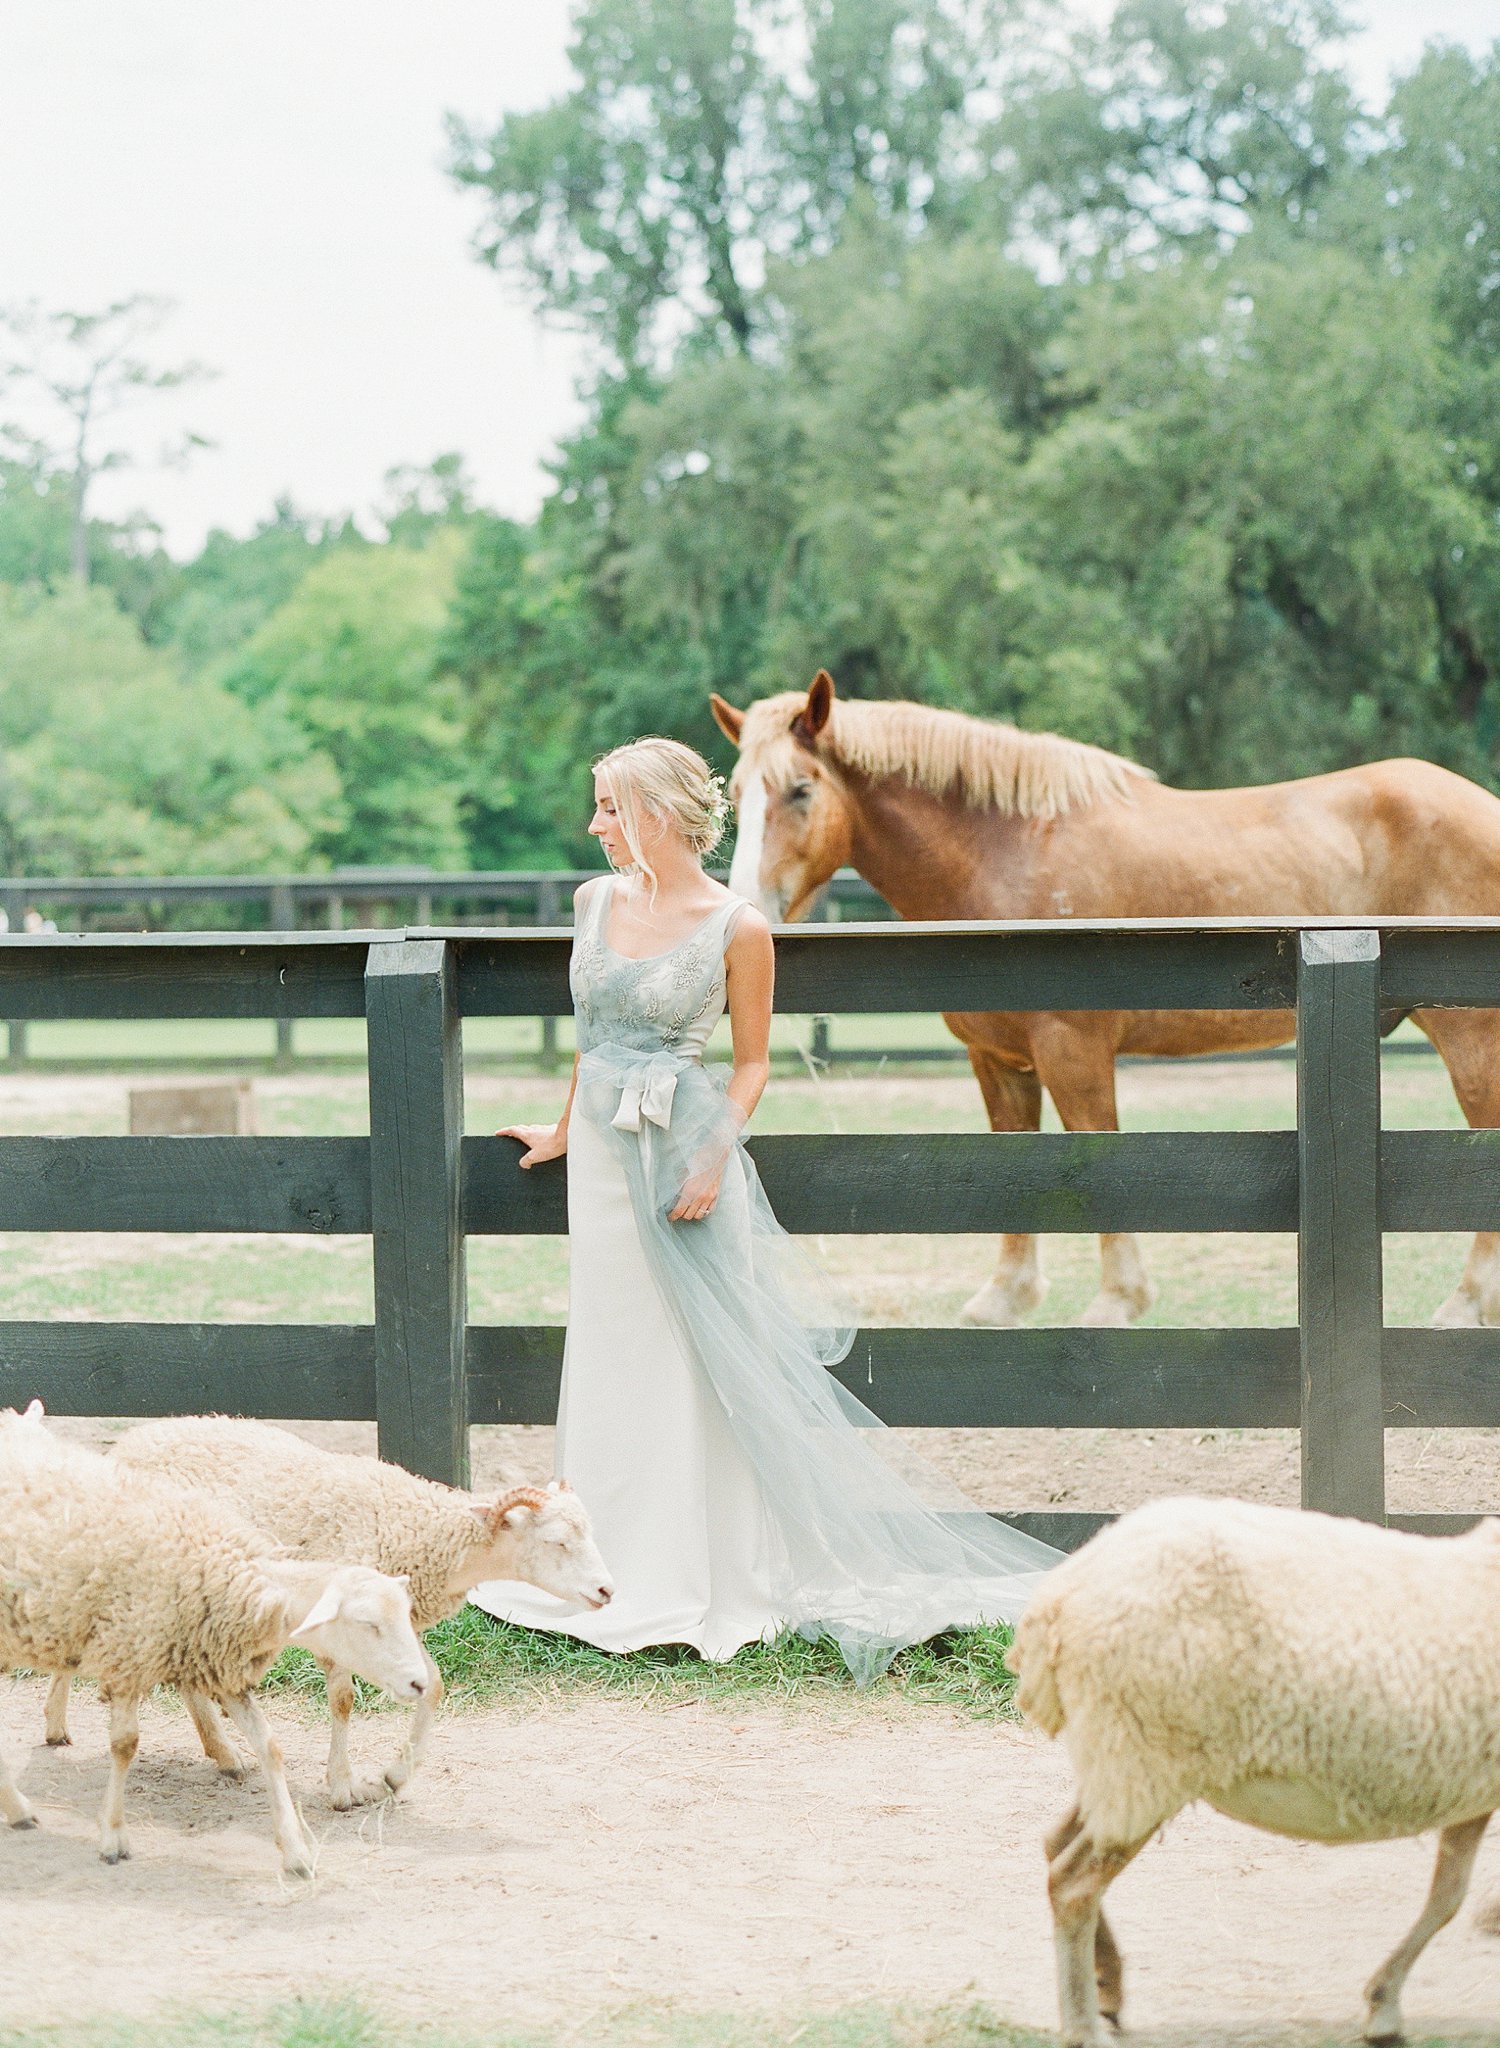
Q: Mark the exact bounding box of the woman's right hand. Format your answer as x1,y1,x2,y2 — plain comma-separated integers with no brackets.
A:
497,1123,567,1168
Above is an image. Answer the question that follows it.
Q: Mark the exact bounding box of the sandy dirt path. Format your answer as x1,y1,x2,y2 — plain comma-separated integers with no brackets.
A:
1,1677,1498,2045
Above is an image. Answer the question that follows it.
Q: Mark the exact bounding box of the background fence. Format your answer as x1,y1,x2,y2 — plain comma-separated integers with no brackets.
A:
0,915,1494,1548
0,868,909,1070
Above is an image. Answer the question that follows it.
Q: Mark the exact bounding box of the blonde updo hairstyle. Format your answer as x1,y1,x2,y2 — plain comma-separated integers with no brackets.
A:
593,736,729,900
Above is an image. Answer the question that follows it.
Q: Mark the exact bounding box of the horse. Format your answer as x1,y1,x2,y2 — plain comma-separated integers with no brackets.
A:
711,669,1500,1329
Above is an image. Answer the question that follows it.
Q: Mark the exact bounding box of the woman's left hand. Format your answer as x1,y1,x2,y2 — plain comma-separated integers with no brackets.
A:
669,1167,724,1222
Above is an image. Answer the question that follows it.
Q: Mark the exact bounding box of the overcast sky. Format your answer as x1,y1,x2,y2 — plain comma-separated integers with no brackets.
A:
0,0,1493,558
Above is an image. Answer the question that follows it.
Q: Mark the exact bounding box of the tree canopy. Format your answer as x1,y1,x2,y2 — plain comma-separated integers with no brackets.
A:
0,1,1496,877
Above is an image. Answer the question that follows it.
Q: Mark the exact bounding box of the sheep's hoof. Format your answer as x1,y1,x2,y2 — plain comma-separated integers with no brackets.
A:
10,1814,38,1831
283,1858,313,1881
44,1733,71,1749
100,1846,130,1865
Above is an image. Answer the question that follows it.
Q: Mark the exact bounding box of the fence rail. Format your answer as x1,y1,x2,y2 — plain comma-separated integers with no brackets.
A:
0,915,1497,1549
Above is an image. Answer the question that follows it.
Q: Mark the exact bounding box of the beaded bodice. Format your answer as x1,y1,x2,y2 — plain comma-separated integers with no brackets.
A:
570,877,745,1057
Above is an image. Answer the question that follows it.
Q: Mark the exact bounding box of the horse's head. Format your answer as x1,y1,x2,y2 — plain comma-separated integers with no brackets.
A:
711,670,851,921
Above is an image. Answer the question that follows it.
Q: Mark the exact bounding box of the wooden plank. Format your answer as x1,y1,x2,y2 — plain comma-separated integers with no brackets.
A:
0,936,371,1018
1382,1131,1500,1230
463,1130,1298,1236
0,1323,374,1419
1384,1328,1500,1426
454,925,1299,1018
466,1325,1299,1428
0,1137,370,1232
366,940,468,1485
996,1512,1113,1552
1297,930,1385,1522
996,1511,1493,1551
1382,929,1500,1010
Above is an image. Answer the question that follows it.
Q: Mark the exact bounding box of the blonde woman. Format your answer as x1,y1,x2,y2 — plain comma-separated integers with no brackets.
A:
472,737,1057,1682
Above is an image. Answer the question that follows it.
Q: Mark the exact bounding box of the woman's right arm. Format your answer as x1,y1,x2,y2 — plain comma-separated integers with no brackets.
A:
497,1053,579,1167
497,877,596,1166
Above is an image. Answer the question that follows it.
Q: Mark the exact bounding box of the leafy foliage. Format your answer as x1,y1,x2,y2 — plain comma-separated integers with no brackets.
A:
1,2,1498,879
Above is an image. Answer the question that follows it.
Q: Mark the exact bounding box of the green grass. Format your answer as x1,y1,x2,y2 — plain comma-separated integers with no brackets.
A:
258,1608,1021,1718
0,1997,1055,2048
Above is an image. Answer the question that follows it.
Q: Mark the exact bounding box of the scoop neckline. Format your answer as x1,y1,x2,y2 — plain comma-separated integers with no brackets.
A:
598,878,736,963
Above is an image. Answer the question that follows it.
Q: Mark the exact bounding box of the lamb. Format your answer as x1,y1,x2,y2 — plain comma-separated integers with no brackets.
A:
1007,1495,1500,2047
0,1428,428,1875
89,1415,614,1808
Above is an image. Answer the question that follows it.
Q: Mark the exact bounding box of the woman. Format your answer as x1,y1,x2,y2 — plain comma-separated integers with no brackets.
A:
471,737,1057,1684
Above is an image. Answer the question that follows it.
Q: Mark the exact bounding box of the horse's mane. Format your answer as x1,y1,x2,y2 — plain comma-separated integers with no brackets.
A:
740,693,1153,820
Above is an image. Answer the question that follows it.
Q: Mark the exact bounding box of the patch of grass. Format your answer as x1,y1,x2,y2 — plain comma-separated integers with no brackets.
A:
258,1608,1020,1719
0,1999,1053,2048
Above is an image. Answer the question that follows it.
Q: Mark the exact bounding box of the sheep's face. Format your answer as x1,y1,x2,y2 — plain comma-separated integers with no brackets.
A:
472,1481,615,1611
289,1564,428,1700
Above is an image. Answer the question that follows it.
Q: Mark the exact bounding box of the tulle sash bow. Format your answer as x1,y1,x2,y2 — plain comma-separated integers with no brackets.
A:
603,1049,682,1133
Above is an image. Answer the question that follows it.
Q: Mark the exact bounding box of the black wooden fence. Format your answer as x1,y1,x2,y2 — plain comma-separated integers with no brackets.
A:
0,916,1496,1550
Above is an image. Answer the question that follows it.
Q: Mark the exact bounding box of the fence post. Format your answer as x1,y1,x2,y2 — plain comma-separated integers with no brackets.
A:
537,876,563,1071
269,884,295,1064
365,939,468,1486
1296,928,1384,1522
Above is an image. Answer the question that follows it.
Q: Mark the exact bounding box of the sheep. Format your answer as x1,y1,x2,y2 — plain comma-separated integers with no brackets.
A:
87,1415,614,1809
0,1428,429,1875
1006,1494,1500,2047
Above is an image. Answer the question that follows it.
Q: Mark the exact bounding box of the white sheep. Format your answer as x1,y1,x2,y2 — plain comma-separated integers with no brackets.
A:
89,1415,614,1808
1007,1495,1500,2047
0,1429,429,1875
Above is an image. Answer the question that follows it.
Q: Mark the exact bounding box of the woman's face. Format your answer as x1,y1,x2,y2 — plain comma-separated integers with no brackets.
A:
589,776,632,868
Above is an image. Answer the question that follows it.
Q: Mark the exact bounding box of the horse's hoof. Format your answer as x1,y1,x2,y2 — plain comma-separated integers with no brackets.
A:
10,1813,37,1831
100,1845,130,1865
1077,1296,1134,1328
1433,1290,1482,1329
44,1734,71,1748
958,1285,1026,1328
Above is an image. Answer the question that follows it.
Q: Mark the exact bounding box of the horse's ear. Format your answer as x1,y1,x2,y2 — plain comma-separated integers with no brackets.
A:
794,669,835,743
709,693,745,746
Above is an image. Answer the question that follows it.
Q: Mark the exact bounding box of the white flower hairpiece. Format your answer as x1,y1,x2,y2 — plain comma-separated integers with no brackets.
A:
705,771,731,829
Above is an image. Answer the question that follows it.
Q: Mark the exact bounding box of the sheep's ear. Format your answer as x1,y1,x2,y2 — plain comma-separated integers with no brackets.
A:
289,1584,344,1642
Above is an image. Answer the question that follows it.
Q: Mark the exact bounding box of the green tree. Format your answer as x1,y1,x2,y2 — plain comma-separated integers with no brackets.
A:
448,0,1001,373
226,537,471,869
0,296,212,584
0,584,341,874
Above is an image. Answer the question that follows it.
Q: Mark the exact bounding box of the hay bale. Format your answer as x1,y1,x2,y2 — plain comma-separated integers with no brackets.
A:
128,1080,258,1136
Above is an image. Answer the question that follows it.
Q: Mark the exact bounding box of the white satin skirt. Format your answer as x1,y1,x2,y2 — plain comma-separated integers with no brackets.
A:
469,1104,782,1657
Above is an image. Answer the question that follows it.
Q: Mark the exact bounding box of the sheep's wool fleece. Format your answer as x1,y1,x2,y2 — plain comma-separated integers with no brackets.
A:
0,1445,291,1698
1010,1495,1500,1851
114,1417,482,1629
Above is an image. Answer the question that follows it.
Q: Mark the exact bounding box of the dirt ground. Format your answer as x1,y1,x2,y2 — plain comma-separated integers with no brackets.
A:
2,1678,1500,2046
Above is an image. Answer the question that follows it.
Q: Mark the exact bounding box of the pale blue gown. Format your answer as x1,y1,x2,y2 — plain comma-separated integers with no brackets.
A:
471,876,1058,1684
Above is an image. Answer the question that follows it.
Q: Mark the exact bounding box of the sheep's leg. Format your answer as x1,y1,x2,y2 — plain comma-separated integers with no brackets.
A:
1048,1819,1146,2048
98,1696,139,1864
373,1645,442,1803
219,1693,313,1880
1043,1806,1125,2031
1363,1813,1490,2043
0,1735,36,1830
321,1664,359,1811
43,1674,71,1747
184,1689,245,1779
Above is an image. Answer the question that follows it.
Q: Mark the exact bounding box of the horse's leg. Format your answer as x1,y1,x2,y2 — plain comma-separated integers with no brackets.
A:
1363,1813,1489,2043
1032,1020,1155,1327
1414,1009,1500,1325
953,1039,1047,1327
